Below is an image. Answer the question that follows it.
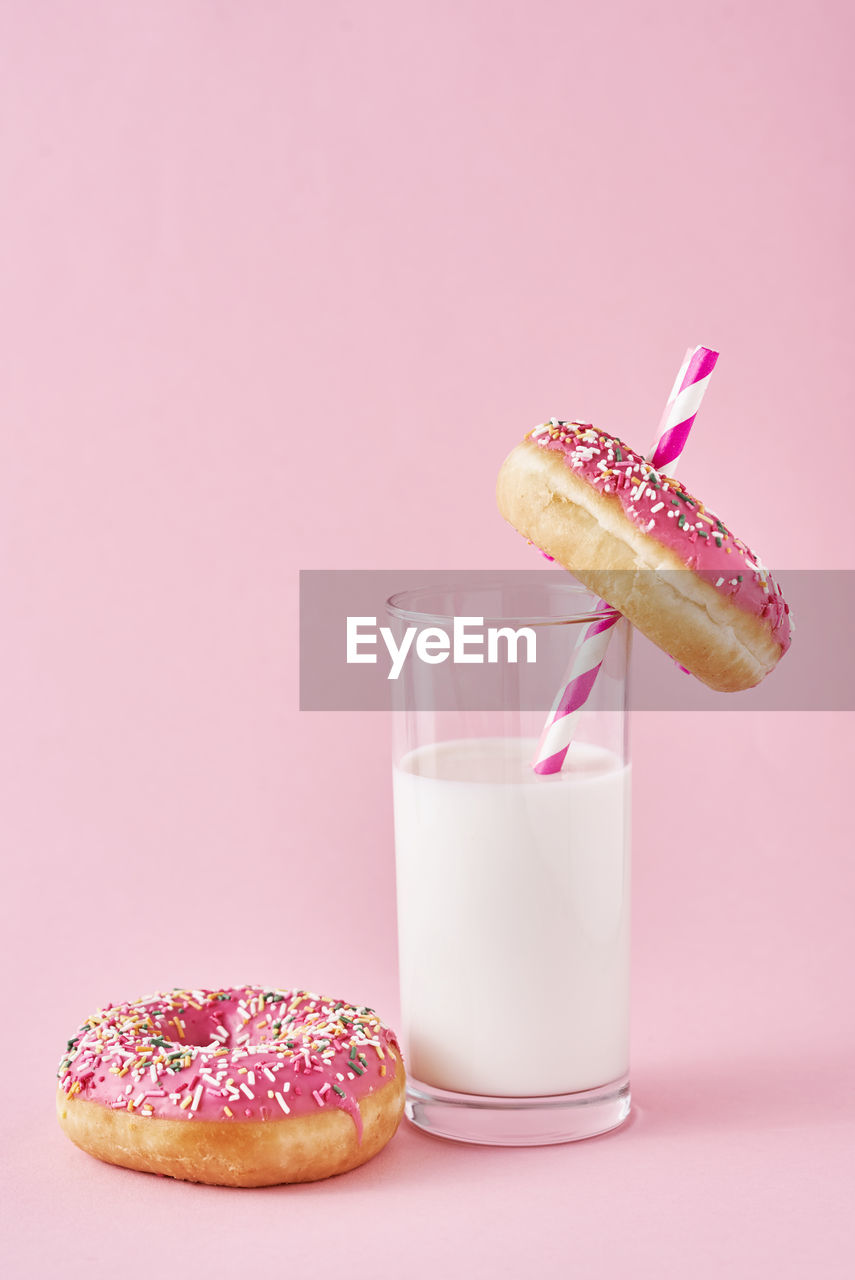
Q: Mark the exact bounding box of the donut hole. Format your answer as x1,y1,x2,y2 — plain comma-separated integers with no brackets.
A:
150,1010,232,1050
147,997,280,1053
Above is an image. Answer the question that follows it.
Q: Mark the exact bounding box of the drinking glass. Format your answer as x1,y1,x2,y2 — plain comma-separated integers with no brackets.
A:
388,579,631,1145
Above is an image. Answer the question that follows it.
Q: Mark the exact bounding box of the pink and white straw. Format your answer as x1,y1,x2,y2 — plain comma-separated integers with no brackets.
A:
533,602,621,773
651,345,719,475
532,345,719,775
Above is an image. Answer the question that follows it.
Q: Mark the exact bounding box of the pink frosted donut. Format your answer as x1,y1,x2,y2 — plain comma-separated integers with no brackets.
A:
497,421,792,691
56,986,405,1186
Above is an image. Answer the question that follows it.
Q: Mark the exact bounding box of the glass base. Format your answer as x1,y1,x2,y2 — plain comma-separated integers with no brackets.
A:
405,1074,630,1146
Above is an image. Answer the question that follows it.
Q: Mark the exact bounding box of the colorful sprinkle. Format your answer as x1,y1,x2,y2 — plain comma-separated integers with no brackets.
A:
527,420,790,649
57,987,400,1140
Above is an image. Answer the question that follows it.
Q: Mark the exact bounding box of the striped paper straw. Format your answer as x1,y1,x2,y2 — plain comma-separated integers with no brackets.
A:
533,601,621,773
650,345,719,475
532,345,718,775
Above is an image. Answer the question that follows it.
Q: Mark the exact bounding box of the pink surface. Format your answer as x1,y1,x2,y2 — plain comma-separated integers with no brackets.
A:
1,2,853,1277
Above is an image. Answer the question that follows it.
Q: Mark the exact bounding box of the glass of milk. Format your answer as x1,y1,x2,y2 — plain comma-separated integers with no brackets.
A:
388,579,631,1145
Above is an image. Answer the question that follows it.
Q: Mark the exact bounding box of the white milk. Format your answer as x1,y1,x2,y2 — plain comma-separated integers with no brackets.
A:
393,737,631,1097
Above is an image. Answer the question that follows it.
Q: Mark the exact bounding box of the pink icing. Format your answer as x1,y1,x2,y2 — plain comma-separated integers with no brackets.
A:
57,986,401,1139
528,422,792,651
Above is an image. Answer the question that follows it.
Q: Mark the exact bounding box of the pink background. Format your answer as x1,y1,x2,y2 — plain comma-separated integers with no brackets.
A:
2,2,853,1276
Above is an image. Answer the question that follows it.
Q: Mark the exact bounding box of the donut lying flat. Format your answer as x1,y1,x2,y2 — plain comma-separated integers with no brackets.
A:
497,422,792,692
57,986,405,1186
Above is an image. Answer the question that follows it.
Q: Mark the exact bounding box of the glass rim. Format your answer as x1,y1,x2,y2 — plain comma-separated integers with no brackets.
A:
385,579,617,628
